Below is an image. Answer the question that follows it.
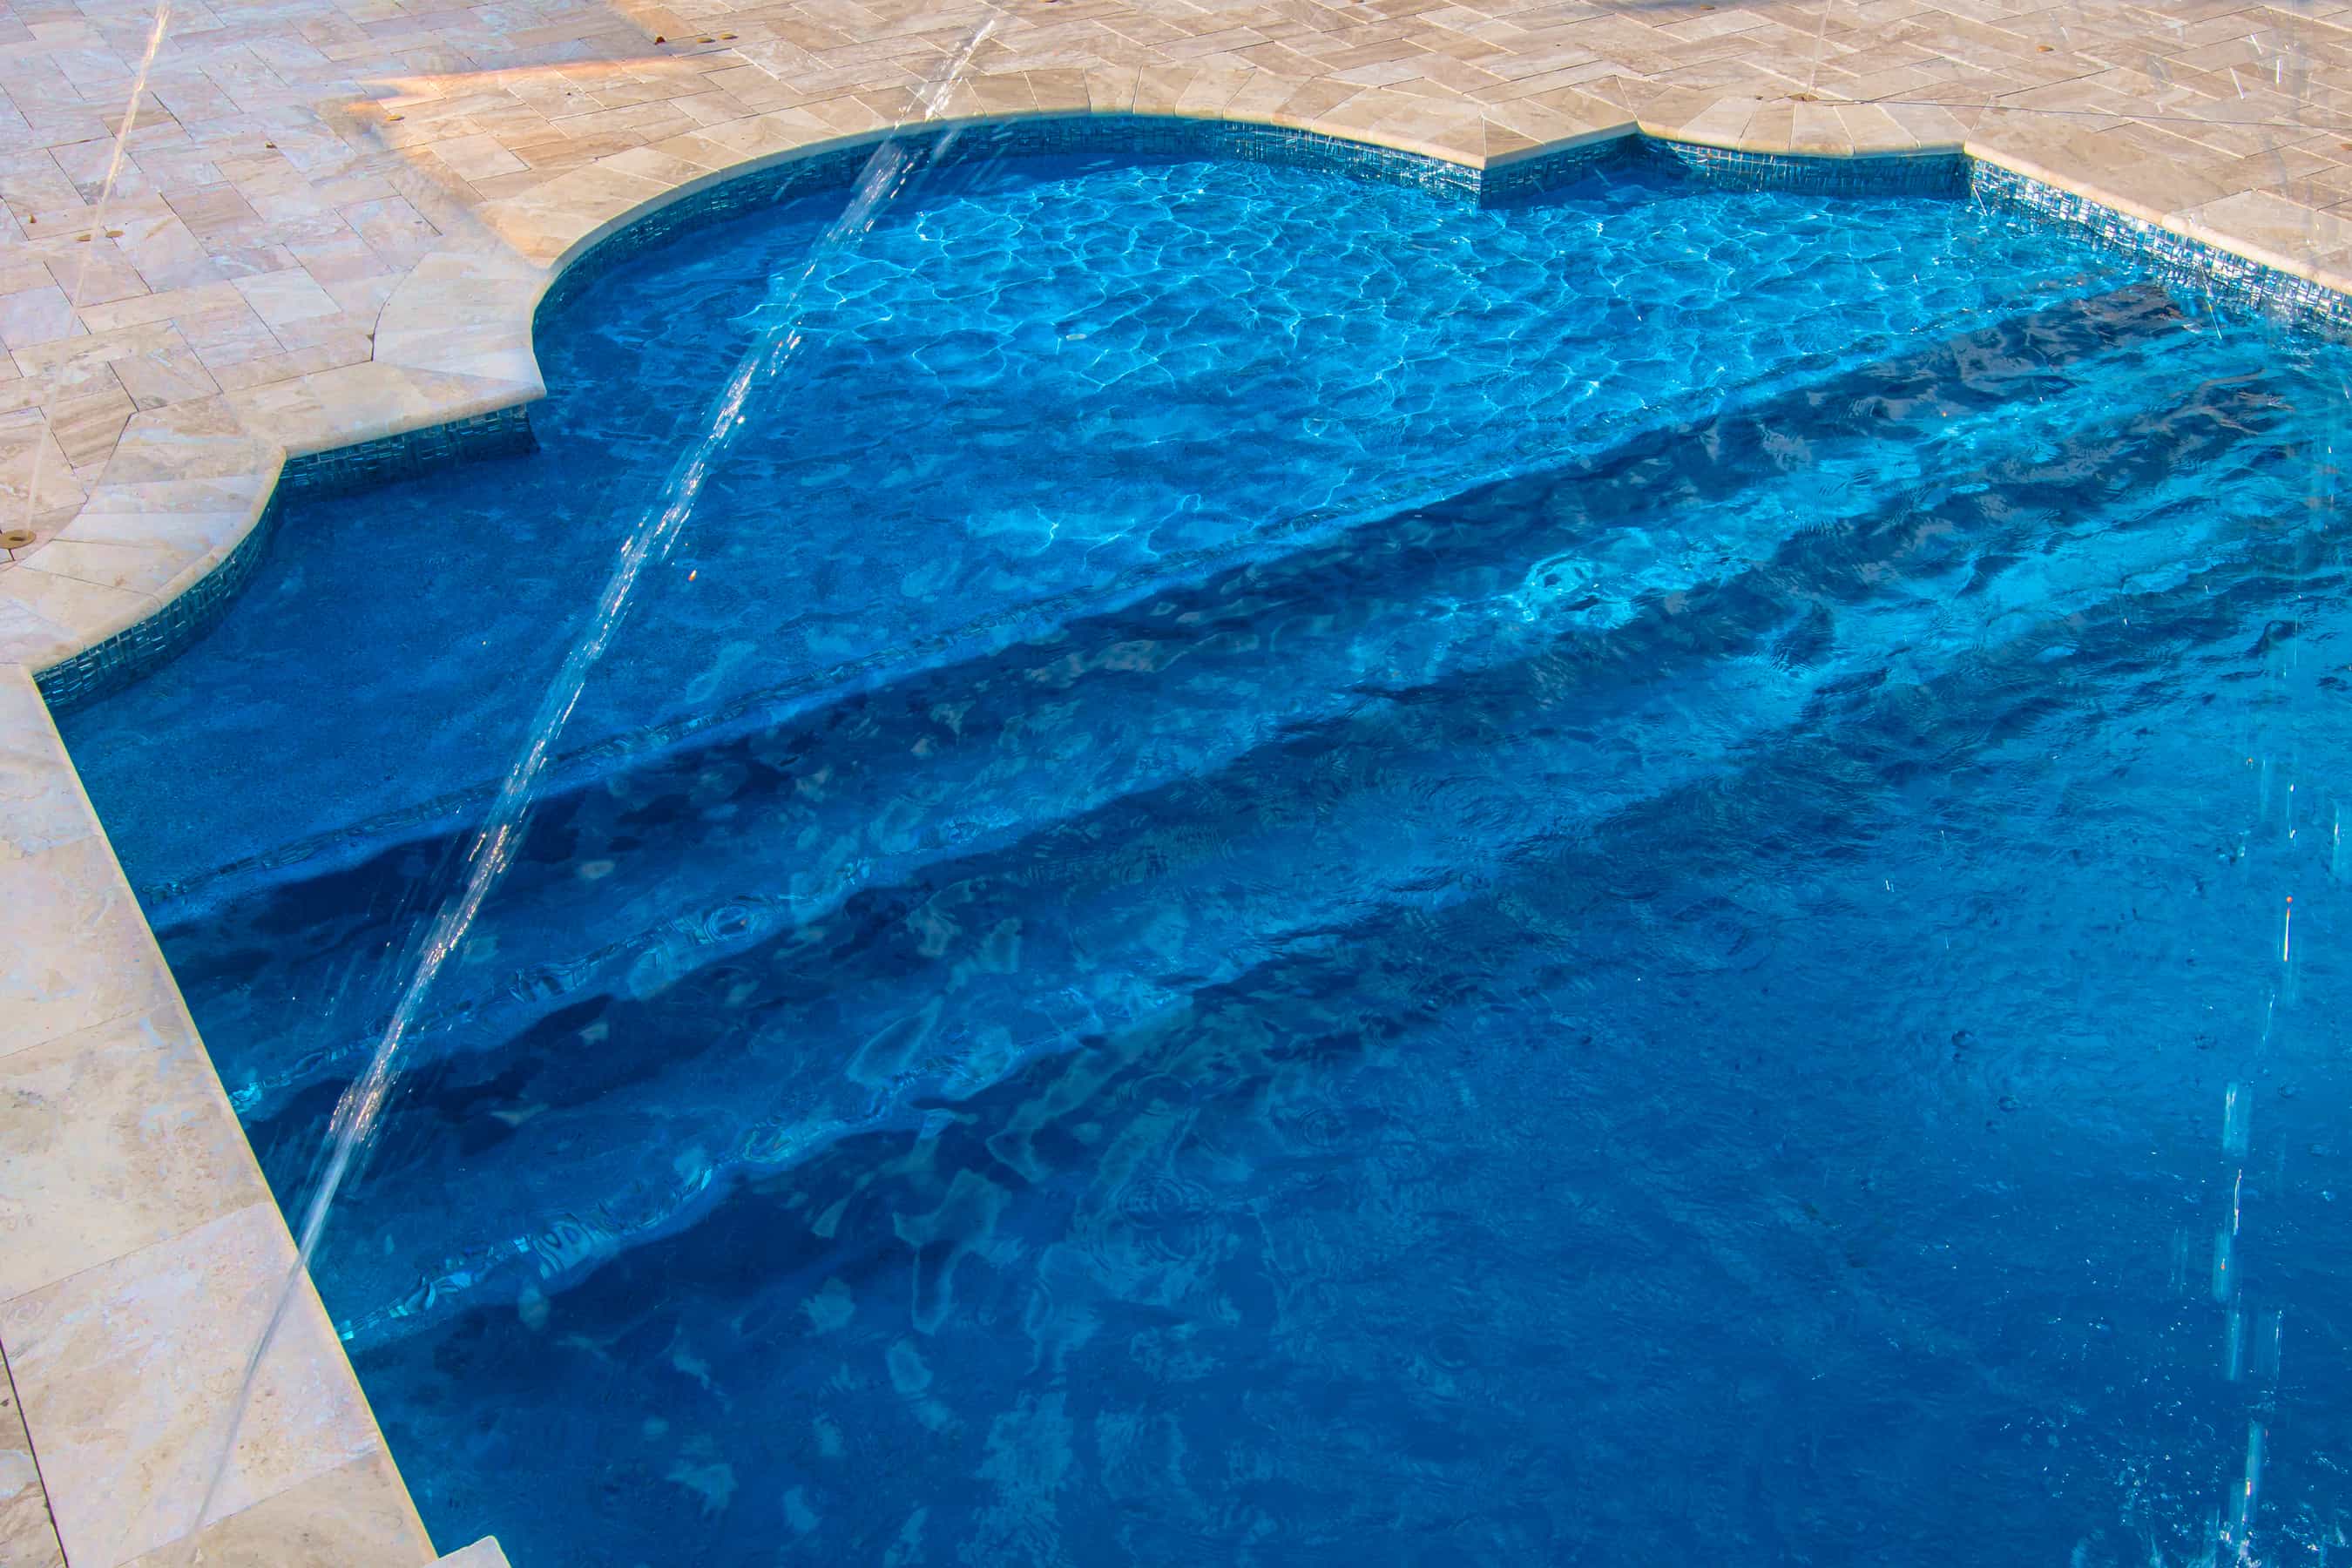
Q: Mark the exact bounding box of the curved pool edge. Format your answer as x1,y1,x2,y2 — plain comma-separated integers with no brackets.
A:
0,83,2348,1568
11,95,2352,695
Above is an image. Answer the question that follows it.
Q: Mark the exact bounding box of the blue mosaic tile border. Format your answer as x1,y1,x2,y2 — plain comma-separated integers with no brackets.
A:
1475,136,1639,207
35,405,536,712
539,116,1985,280
541,118,1985,305
278,402,536,501
34,490,287,713
936,114,1483,200
1646,139,1968,196
539,114,1486,318
1479,137,1965,206
1970,163,2352,339
1479,138,2344,330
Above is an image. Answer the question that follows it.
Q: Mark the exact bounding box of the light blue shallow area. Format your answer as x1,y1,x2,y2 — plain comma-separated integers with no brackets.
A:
58,150,2352,1565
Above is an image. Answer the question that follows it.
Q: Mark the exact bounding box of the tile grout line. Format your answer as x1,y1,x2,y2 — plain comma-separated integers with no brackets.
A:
0,998,147,1068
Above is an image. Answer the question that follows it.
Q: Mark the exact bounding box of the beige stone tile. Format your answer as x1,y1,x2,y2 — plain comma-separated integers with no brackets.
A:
98,392,263,466
17,534,212,598
71,280,244,340
160,184,263,241
110,211,226,293
43,246,148,310
0,1204,402,1568
964,71,1042,116
119,1450,432,1568
794,96,896,139
597,145,721,193
434,1539,511,1568
0,828,180,1060
0,1363,64,1568
1132,64,1204,112
1274,76,1368,122
59,512,256,580
0,669,91,862
0,424,88,545
39,364,135,470
337,197,442,268
70,466,266,517
1742,99,1797,151
294,362,456,443
2178,186,2352,274
0,289,80,355
1882,98,1976,146
1834,101,1918,152
1174,64,1255,115
173,301,286,380
0,1005,270,1300
0,602,83,672
1672,93,1763,146
1789,99,1855,152
1025,67,1093,112
88,323,221,411
255,316,373,363
427,132,531,183
0,266,52,302
228,269,342,332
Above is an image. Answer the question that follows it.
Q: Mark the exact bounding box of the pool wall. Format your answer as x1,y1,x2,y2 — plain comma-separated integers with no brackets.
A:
3,85,2350,1568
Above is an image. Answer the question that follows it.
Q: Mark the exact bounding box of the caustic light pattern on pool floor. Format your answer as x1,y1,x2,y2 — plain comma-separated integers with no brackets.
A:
61,152,2352,1565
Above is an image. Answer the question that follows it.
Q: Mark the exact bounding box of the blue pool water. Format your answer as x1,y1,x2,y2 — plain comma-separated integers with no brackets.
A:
60,147,2352,1565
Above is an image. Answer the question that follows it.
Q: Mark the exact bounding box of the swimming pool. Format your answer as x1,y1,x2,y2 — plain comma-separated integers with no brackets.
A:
60,140,2352,1564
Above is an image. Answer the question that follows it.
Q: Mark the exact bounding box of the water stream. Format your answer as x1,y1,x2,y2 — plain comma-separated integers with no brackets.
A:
10,0,173,541
2169,22,2324,1559
182,15,1002,1551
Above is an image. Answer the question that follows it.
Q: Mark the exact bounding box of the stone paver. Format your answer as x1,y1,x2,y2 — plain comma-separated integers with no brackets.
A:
0,1352,65,1568
2,0,2351,1563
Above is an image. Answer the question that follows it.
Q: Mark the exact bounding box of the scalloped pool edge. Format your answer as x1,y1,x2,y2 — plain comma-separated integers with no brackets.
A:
22,117,2352,706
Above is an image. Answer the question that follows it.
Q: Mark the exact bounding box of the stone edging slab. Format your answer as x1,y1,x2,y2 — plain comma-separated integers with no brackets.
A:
0,665,508,1565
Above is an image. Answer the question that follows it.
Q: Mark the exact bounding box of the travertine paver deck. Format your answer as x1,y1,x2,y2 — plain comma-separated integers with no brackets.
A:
5,0,2352,1561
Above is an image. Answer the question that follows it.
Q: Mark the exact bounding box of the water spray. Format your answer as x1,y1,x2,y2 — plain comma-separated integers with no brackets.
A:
10,0,173,551
180,14,1002,1558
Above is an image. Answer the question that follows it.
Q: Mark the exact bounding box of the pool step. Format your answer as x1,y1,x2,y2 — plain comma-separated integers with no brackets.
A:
145,274,2195,928
212,316,2263,1180
177,280,2214,1124
274,353,2304,1348
328,498,2335,1356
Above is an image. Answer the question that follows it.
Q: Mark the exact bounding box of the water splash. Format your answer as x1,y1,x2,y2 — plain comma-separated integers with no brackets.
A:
181,16,999,1552
12,0,173,542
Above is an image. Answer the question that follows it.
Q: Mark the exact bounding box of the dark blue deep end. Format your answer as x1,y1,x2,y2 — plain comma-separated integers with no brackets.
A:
59,150,2352,1565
